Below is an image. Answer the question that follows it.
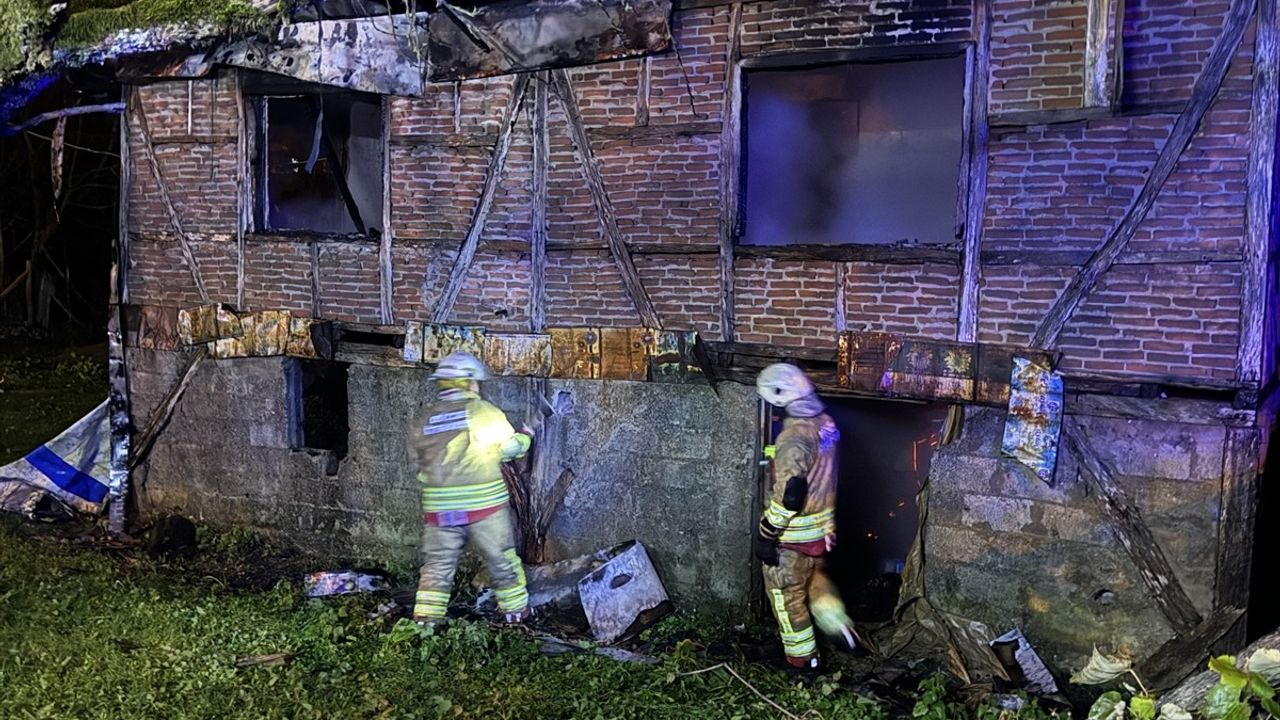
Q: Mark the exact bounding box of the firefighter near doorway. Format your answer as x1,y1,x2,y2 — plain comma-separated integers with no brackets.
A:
410,351,533,625
755,363,857,674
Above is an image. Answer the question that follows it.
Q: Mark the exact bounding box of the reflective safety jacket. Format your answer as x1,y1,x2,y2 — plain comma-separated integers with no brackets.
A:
761,412,839,547
410,389,531,524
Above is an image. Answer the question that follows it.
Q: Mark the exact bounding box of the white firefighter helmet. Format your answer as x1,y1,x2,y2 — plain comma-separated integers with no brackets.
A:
756,363,815,407
431,351,491,381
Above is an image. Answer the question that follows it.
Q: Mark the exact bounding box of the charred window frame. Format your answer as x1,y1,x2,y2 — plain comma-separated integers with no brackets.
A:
244,73,384,237
736,46,970,248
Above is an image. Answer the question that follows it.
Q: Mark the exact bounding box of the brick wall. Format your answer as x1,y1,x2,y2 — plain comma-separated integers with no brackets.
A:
124,0,1260,383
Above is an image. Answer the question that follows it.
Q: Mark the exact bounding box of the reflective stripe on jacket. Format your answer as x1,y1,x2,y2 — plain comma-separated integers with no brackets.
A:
761,412,839,546
410,389,527,515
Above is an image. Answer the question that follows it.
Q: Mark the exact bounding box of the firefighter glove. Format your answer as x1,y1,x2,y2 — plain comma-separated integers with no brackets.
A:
754,532,780,567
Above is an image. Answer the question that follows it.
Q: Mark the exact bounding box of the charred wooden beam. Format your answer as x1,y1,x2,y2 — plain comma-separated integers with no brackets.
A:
1031,0,1256,348
1065,393,1255,428
1239,0,1279,387
636,56,652,127
958,0,991,343
1084,0,1124,108
1138,606,1245,692
718,2,744,342
6,102,125,134
129,88,210,304
988,102,1188,132
235,77,248,309
130,347,207,470
981,249,1241,266
589,121,722,140
379,99,394,324
550,68,663,328
427,0,673,83
432,73,530,324
1063,419,1204,634
530,72,550,333
108,104,134,537
740,42,969,70
1215,427,1261,627
736,243,961,265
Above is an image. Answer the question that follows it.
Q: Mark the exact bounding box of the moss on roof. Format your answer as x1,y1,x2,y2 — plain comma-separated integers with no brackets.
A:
0,0,55,83
57,0,272,50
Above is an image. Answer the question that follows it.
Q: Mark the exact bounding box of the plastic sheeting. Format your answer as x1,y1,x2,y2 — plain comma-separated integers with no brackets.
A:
0,400,112,516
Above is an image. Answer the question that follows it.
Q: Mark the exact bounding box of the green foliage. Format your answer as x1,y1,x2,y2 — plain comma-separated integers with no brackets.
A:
1199,654,1280,720
56,0,270,50
0,0,52,82
914,674,960,720
0,522,907,720
1089,691,1128,720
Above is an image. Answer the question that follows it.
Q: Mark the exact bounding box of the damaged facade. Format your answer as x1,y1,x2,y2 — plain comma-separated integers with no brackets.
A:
91,0,1280,684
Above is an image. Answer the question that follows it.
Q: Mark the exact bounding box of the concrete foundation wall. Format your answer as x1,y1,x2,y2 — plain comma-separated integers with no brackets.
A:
924,408,1224,668
130,349,758,606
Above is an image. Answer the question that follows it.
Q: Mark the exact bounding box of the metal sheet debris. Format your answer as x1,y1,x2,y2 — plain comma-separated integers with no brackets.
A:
421,323,486,364
550,328,601,379
646,330,702,383
1000,357,1065,485
883,340,975,401
578,541,671,644
427,0,672,82
482,333,553,377
136,305,179,351
990,629,1060,696
837,331,901,393
599,328,648,381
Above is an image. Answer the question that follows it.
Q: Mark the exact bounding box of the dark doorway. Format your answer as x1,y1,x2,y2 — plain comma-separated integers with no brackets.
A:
802,396,950,621
286,359,350,466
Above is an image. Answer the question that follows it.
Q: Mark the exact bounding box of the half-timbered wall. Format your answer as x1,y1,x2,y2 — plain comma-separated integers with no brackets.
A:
121,0,1278,663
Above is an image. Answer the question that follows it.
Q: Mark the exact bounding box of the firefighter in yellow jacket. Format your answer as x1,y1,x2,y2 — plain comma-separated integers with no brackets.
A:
410,351,532,625
755,363,856,673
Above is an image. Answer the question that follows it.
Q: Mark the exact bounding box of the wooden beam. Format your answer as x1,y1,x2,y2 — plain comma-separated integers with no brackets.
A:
736,243,960,264
636,56,651,127
379,97,394,324
549,68,663,328
719,2,744,341
1239,0,1279,386
235,76,247,309
981,248,1241,266
1138,606,1245,692
588,121,722,140
108,93,133,537
833,262,847,332
989,102,1188,133
1031,0,1256,348
955,44,974,242
129,88,210,305
530,71,549,333
1066,393,1256,427
958,0,991,343
1063,419,1204,634
1215,426,1261,620
7,102,125,134
740,42,970,70
1084,0,1123,108
310,240,322,318
130,347,207,470
432,73,531,324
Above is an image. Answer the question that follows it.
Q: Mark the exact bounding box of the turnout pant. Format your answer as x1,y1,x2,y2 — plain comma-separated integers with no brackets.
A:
762,549,838,660
414,505,528,621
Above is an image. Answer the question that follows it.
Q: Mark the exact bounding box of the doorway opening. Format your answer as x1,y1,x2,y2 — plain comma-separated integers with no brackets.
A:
768,396,950,622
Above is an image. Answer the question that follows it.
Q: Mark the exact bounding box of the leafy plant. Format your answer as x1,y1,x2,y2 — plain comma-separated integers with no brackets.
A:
1199,653,1280,720
1073,648,1191,720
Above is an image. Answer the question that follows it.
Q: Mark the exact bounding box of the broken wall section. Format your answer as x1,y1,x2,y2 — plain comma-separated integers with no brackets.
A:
923,408,1223,669
130,351,757,606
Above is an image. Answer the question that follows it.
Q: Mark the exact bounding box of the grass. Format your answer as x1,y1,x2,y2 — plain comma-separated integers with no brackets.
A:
0,517,916,720
0,329,106,466
56,0,272,50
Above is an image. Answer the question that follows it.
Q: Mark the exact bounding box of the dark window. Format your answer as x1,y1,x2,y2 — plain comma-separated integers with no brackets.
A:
251,88,383,236
741,56,966,246
286,359,349,466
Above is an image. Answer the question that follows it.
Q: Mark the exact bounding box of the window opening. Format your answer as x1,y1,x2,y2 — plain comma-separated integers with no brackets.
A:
286,359,350,467
741,56,966,246
250,85,383,236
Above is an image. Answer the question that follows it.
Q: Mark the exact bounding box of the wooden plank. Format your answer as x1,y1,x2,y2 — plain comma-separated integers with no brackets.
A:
550,68,663,328
704,340,837,363
833,262,847,332
588,121,722,140
334,341,418,368
530,71,549,333
108,101,133,537
235,76,247,309
719,2,743,342
1215,427,1261,615
955,44,974,242
958,0,991,343
1239,0,1278,386
432,73,531,324
1063,419,1204,634
130,88,210,304
391,133,499,148
309,240,322,318
1066,393,1256,427
736,243,960,265
1031,0,1256,348
636,56,651,127
130,347,207,470
379,97,394,324
981,248,1241,266
1137,606,1245,692
740,42,970,70
1084,0,1122,108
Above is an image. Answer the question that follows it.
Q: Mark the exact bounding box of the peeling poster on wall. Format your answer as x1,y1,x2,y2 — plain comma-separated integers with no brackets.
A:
1000,356,1064,485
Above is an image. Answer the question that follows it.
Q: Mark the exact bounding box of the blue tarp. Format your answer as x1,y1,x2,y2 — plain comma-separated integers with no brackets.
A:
0,400,111,515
